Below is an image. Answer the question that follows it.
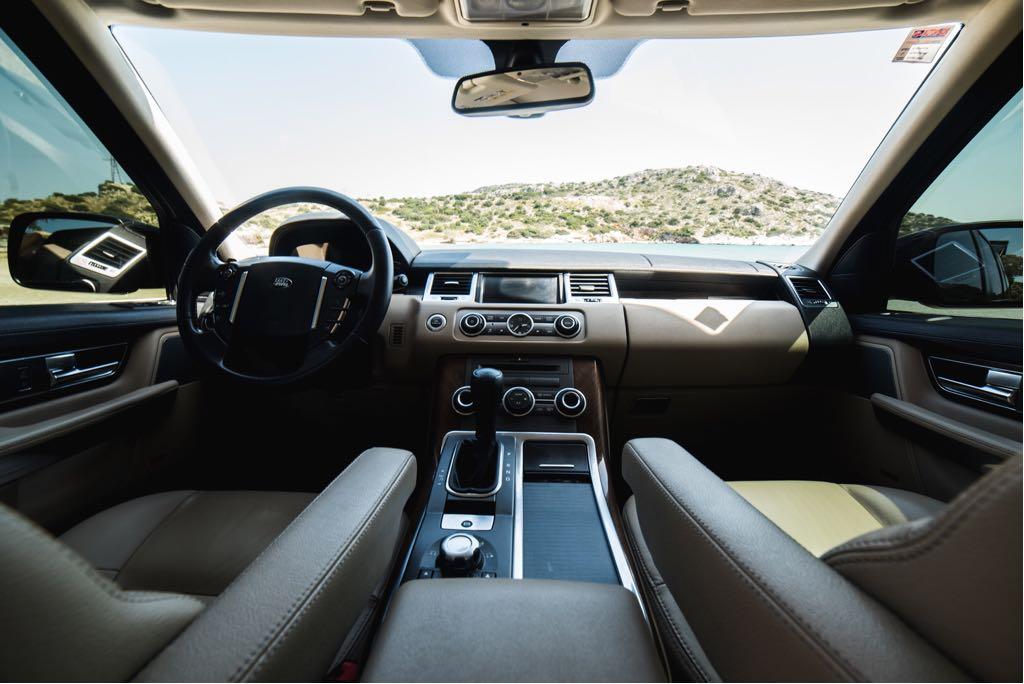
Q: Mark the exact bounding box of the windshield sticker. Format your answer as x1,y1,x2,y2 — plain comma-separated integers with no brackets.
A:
893,25,957,63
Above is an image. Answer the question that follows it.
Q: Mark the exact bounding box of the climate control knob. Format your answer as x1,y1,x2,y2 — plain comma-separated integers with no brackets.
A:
502,386,536,417
554,314,581,338
438,533,482,575
451,385,474,415
460,313,486,336
554,387,587,418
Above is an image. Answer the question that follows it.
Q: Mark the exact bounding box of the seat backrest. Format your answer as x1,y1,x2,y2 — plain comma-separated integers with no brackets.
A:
823,454,1023,682
0,503,203,681
622,437,1021,681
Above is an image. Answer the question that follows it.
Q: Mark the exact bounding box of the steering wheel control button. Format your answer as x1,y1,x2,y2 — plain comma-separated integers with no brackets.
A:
505,312,534,337
554,314,581,338
217,262,239,280
452,385,475,415
426,313,447,332
554,387,587,418
460,313,486,336
332,271,353,289
502,386,536,417
439,533,482,574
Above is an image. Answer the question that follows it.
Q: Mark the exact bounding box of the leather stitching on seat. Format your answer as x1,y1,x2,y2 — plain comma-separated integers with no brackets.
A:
824,464,1019,566
231,453,415,682
624,509,711,682
115,492,198,583
627,444,861,681
3,505,204,610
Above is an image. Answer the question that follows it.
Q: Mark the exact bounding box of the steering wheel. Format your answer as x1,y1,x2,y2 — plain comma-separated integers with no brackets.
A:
176,188,393,384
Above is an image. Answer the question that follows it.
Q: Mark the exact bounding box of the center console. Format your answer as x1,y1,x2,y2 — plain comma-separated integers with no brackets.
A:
399,357,638,600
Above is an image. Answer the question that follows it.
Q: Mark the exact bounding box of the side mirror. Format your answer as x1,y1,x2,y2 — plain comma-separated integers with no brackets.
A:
891,222,1022,308
452,63,594,118
7,212,161,295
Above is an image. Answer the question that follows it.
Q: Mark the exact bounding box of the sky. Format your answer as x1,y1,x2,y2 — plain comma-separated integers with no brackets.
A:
112,26,946,205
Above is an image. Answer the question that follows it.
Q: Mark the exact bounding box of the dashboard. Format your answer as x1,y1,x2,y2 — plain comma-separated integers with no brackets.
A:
268,213,850,388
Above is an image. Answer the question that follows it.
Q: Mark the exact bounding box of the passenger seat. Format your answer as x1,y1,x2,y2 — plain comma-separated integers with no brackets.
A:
726,480,943,557
622,437,1021,682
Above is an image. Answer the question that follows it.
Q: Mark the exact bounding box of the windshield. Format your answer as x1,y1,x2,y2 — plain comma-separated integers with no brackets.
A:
114,28,950,260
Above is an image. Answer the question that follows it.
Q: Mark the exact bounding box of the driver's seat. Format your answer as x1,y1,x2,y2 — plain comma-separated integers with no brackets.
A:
0,447,416,681
60,490,315,601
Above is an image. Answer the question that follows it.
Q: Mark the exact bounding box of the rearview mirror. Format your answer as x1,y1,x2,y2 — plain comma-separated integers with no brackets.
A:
452,63,594,118
7,212,161,294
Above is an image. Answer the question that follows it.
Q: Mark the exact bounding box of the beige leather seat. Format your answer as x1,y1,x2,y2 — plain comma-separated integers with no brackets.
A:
0,447,416,681
622,438,1022,682
60,490,314,599
726,480,944,557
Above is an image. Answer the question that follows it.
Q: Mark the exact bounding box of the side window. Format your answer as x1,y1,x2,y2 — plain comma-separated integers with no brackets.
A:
889,90,1022,320
0,29,164,306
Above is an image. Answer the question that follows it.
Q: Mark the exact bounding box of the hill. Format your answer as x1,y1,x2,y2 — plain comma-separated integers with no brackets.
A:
362,166,842,245
3,167,849,252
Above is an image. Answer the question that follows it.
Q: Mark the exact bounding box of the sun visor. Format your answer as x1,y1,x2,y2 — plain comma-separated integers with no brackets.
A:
612,0,919,18
140,0,441,18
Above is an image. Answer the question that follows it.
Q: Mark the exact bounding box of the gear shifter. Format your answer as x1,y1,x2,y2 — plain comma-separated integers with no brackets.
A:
449,367,503,495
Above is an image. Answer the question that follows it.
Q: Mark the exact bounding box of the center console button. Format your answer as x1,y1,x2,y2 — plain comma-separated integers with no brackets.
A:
554,314,581,338
505,312,534,337
425,313,447,331
502,386,536,417
460,313,486,336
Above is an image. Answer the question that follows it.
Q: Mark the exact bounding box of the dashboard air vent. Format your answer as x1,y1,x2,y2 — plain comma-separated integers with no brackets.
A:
428,272,474,297
82,236,143,270
568,273,614,300
389,323,406,346
788,276,832,306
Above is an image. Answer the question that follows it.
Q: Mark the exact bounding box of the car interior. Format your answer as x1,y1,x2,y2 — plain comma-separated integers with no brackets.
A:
0,0,1021,681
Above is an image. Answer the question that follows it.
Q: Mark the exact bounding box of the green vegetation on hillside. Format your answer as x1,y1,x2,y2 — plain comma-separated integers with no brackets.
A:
0,181,158,251
363,166,842,245
3,167,846,251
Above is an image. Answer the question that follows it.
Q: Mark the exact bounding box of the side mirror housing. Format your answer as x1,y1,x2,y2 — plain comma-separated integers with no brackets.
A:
891,221,1022,308
7,212,162,295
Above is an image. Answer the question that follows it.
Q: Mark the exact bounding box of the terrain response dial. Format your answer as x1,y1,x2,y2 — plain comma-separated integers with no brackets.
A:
554,314,581,338
460,312,486,336
506,313,534,337
438,533,483,575
554,387,587,418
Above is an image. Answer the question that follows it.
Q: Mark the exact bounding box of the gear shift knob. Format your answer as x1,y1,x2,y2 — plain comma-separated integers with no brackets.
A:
471,367,503,447
449,367,504,495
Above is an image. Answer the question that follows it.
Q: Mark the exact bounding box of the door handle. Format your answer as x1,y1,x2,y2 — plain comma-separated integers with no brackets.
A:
45,353,119,388
936,369,1021,407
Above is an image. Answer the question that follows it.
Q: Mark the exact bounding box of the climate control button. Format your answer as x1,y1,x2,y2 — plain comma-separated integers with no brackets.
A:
554,314,581,338
460,312,486,336
554,387,587,418
502,386,536,417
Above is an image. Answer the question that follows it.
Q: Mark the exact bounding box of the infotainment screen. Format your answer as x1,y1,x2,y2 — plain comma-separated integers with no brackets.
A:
481,275,560,304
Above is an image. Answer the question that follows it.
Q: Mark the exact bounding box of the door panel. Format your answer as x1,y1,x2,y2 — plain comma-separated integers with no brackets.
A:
853,334,1021,500
0,323,201,532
